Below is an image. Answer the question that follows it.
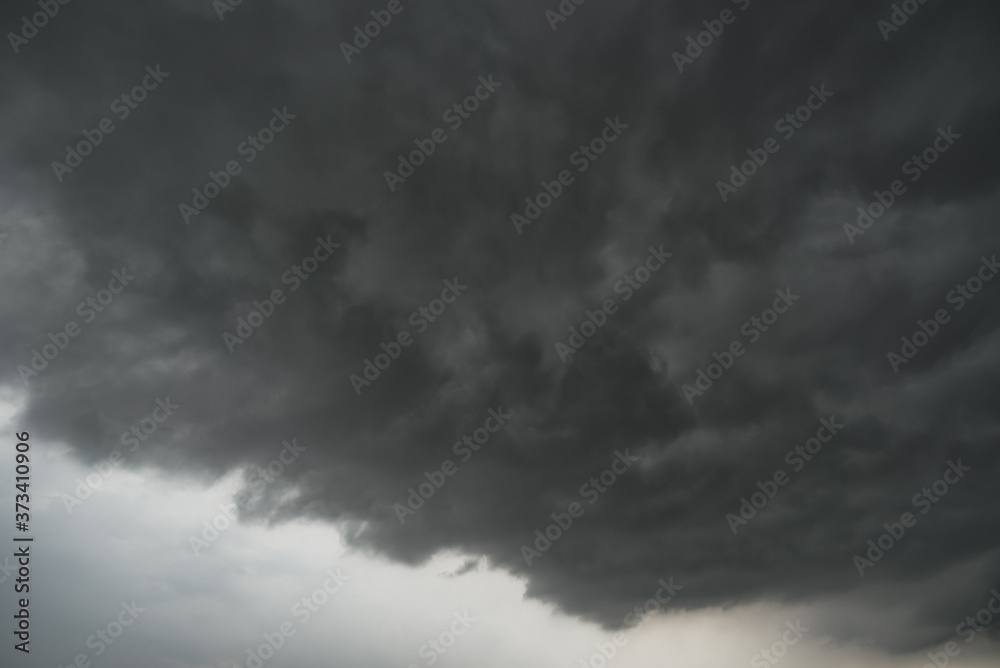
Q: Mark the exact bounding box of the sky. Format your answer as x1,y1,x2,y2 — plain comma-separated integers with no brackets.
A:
1,0,999,666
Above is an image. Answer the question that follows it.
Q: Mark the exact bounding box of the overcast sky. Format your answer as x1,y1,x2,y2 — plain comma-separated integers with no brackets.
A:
2,0,999,667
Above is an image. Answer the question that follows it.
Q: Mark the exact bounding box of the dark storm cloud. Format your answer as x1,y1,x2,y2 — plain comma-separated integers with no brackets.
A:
3,0,1000,654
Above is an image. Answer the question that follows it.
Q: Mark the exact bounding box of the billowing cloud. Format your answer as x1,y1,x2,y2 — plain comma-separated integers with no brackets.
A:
2,0,999,658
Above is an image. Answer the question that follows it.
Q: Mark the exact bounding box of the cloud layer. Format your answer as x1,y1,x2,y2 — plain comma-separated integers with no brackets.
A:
2,0,999,655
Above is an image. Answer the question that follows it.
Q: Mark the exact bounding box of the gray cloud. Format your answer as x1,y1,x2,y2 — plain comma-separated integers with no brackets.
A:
2,0,1000,657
